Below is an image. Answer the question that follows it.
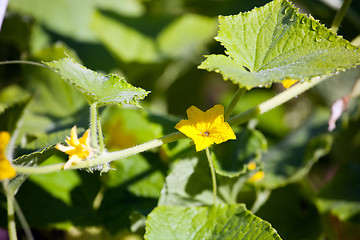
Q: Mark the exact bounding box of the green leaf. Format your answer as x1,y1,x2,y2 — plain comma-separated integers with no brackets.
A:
145,204,282,240
157,14,218,59
198,0,360,89
158,157,215,206
45,57,150,106
91,11,159,63
213,126,267,177
315,161,360,221
159,157,255,206
255,109,333,189
8,0,145,42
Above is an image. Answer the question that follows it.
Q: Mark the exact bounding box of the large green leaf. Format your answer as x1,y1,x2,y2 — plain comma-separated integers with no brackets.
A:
45,57,150,106
8,0,145,42
145,204,282,240
198,0,360,89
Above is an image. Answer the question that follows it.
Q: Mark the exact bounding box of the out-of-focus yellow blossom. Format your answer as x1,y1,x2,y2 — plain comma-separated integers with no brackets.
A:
0,131,16,180
282,79,298,89
56,126,93,169
175,105,236,152
248,171,265,182
247,162,257,171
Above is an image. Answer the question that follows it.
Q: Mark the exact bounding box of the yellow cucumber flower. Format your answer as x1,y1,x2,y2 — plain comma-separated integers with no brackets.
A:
248,170,265,182
175,105,236,152
0,131,16,180
56,126,93,169
282,79,298,89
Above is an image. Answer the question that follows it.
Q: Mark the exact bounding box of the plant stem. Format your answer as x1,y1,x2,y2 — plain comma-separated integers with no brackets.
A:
3,182,17,240
224,88,246,121
13,132,186,174
228,76,327,126
331,0,352,33
0,60,47,68
97,112,105,152
13,199,34,240
90,103,99,149
205,147,217,205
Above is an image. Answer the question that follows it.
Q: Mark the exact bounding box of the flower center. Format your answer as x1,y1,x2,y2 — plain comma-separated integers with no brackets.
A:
200,131,210,137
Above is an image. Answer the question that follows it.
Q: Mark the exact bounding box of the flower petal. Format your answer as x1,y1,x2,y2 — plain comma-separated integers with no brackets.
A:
0,158,16,180
63,155,83,170
79,129,91,145
205,105,225,129
0,131,10,154
187,106,206,126
0,131,16,180
193,135,214,152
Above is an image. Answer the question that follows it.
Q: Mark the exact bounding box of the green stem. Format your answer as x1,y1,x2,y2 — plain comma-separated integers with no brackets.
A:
228,76,327,126
3,182,17,240
331,0,352,33
0,60,47,68
224,88,246,121
97,112,105,152
13,76,328,175
205,147,217,205
13,199,34,240
14,132,185,174
90,103,99,149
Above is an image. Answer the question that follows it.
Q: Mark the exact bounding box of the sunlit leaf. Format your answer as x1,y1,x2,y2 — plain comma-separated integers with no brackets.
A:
199,0,360,89
45,57,150,106
145,204,282,240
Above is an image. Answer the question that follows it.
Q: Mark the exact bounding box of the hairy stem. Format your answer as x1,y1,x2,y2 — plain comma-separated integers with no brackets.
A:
228,76,327,126
14,132,185,174
90,103,99,149
97,112,105,152
205,148,217,205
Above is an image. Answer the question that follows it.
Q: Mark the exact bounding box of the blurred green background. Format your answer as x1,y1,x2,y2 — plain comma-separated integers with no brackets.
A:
1,0,360,239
